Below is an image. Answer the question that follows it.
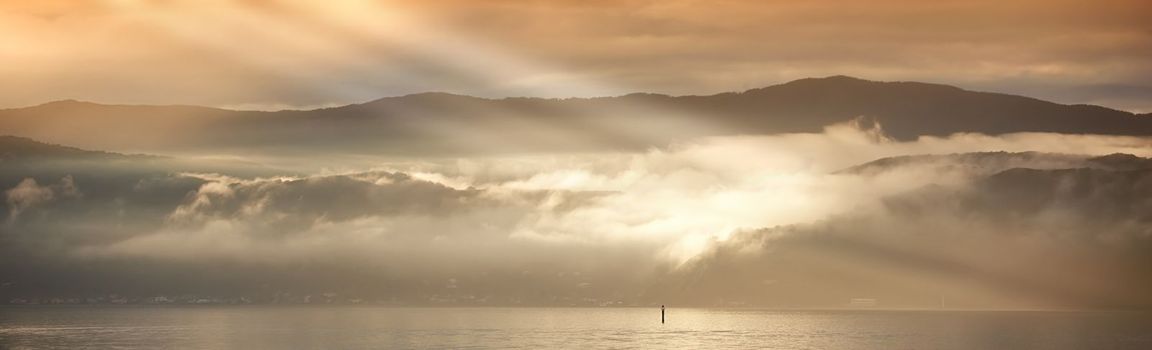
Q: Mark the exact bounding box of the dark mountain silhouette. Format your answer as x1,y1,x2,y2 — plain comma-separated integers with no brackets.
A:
701,76,1152,139
1,76,1149,155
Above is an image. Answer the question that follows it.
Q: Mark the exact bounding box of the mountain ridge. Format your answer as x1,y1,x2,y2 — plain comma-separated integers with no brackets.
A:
14,76,1141,115
0,135,147,161
3,76,1150,156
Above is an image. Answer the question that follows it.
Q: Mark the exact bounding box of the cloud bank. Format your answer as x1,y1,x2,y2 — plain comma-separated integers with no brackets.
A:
2,121,1151,307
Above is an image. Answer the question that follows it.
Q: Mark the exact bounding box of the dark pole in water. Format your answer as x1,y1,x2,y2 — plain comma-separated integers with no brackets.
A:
661,305,665,324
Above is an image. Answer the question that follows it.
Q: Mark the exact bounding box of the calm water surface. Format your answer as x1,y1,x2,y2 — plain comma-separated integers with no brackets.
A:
2,307,1150,349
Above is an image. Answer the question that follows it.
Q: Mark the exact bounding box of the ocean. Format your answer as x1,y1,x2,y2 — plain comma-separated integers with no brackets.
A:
2,306,1150,349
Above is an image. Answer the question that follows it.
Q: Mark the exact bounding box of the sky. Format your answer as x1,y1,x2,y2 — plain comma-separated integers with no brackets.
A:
1,0,1150,111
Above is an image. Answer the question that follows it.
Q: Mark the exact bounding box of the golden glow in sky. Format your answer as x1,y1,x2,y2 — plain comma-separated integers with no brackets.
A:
1,0,1150,110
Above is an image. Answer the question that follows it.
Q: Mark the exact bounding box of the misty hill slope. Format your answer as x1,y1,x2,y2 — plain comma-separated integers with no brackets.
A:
666,153,1152,309
1,76,1150,155
838,151,1152,177
0,137,292,255
0,135,143,161
4,139,1152,307
0,135,287,188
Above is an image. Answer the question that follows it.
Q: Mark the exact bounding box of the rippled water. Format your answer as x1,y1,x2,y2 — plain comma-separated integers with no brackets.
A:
2,307,1151,349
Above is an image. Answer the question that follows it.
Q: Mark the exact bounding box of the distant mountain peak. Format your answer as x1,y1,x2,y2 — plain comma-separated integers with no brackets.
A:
357,91,485,107
806,75,873,83
35,99,101,108
767,75,964,92
770,75,873,88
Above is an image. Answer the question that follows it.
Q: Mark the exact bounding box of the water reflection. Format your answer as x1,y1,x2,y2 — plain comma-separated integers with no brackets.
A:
2,307,1150,349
